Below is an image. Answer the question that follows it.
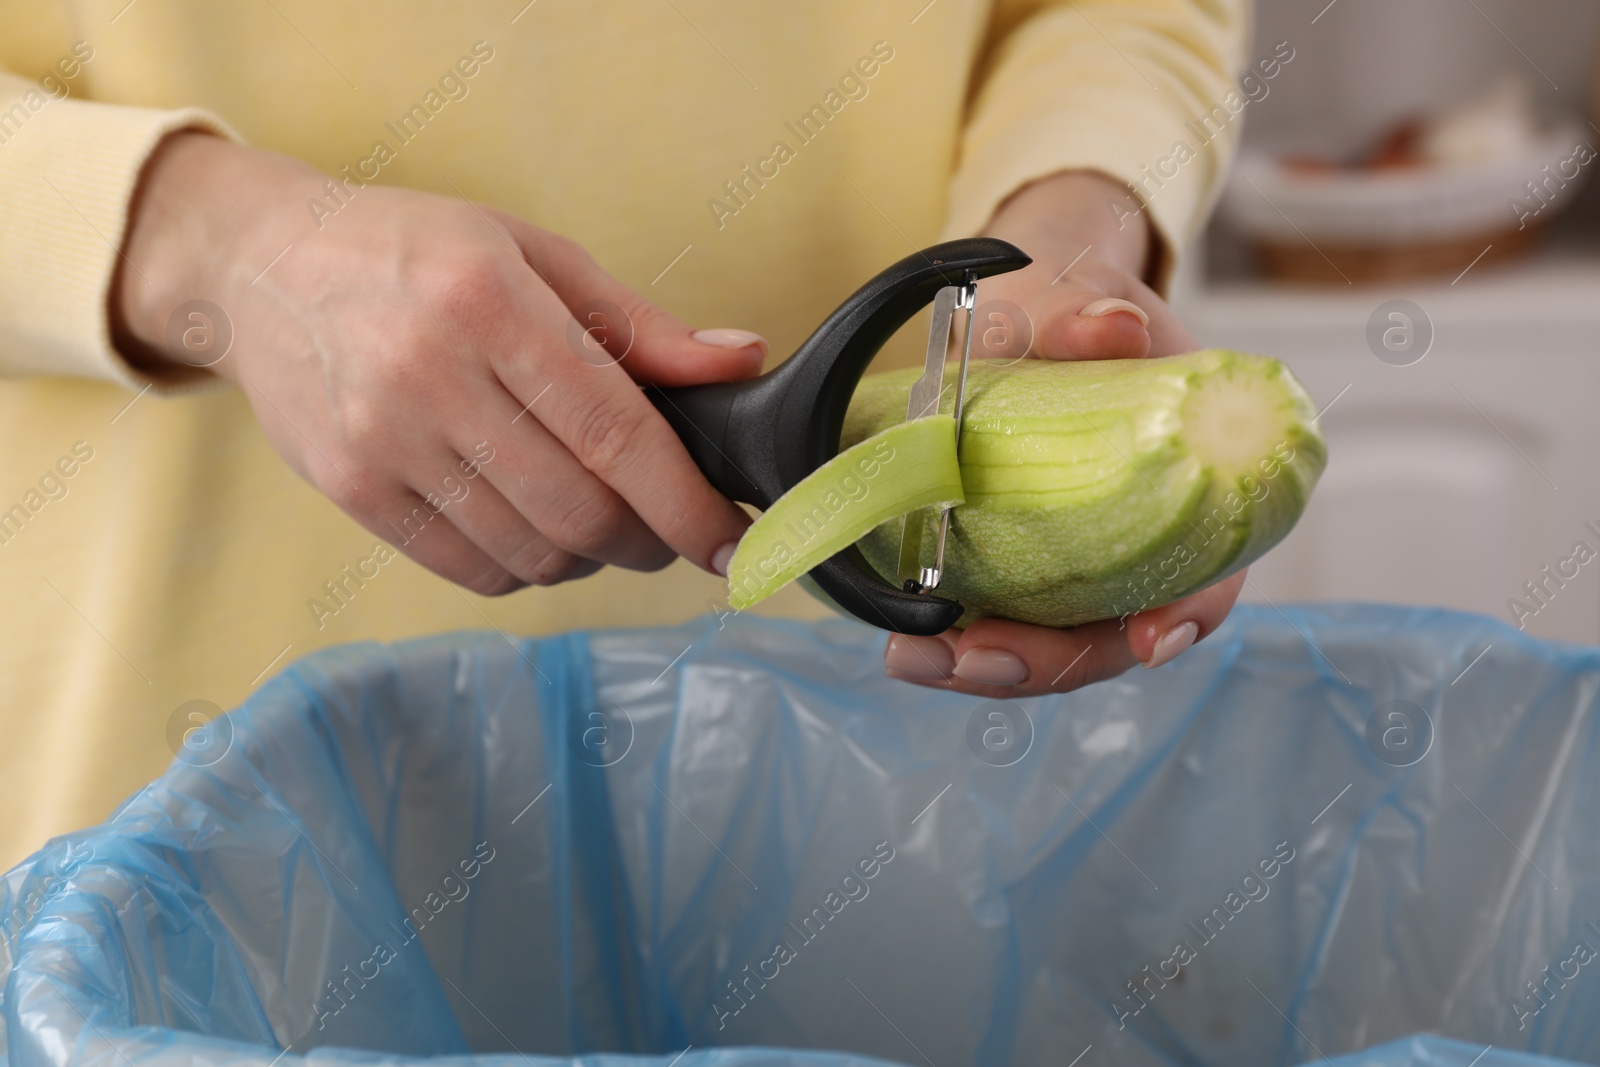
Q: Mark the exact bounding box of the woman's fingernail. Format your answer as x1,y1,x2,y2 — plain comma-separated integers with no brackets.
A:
711,542,738,577
885,634,955,682
1143,620,1199,669
952,647,1029,686
692,328,768,354
1079,297,1150,327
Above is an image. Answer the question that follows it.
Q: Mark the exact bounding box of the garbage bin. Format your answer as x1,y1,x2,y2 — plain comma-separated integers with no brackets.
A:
3,604,1599,1067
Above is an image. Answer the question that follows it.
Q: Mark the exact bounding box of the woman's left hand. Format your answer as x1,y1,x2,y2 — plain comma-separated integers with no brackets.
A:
882,170,1246,697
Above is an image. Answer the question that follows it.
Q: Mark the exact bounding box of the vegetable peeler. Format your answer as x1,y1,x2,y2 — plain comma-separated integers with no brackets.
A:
645,237,1031,636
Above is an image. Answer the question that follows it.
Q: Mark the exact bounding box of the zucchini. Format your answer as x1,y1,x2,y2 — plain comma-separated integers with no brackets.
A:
730,350,1326,627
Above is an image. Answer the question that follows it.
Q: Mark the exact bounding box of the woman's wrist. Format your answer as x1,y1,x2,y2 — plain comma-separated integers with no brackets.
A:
980,170,1153,282
112,132,310,381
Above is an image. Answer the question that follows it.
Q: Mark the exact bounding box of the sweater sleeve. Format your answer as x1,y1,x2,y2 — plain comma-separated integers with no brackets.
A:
943,0,1249,292
0,69,240,387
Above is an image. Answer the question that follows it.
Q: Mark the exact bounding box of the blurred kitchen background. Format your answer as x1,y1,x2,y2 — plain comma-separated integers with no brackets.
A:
1168,0,1600,643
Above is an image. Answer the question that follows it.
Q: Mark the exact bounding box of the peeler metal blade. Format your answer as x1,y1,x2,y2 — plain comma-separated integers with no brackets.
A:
896,275,977,593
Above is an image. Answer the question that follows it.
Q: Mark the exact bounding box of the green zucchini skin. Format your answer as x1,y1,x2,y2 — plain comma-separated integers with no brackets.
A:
840,350,1327,628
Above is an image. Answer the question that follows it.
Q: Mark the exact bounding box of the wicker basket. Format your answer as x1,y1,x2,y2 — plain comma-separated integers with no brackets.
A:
1221,124,1587,285
1251,221,1546,285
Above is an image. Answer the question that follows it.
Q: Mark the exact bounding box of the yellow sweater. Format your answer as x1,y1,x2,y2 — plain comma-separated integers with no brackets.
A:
0,0,1244,867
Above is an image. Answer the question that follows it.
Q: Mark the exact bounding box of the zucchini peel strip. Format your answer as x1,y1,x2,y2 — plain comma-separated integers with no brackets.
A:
727,415,964,610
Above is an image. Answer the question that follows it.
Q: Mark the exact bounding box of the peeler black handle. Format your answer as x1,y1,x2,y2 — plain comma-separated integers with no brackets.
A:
645,237,1031,636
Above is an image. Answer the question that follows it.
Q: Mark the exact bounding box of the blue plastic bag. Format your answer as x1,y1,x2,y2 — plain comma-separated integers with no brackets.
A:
4,604,1600,1067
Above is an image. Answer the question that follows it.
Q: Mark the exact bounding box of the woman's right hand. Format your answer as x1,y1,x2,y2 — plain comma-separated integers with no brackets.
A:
112,132,766,594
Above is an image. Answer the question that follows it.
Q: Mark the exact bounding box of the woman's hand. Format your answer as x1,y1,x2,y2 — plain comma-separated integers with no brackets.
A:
883,170,1246,696
113,133,767,594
